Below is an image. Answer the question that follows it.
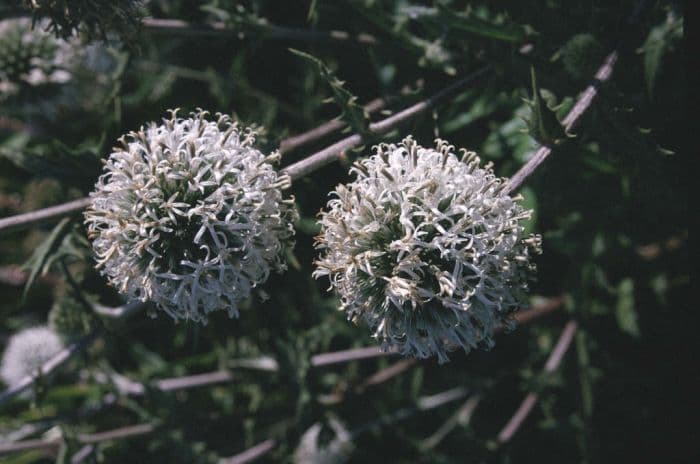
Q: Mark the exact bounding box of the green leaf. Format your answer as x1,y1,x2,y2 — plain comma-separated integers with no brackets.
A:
22,218,74,299
284,247,302,271
615,278,640,337
290,49,370,136
438,8,528,43
396,5,528,43
640,12,683,98
524,67,574,146
296,217,321,236
481,103,537,163
307,0,319,22
519,187,538,235
1,134,104,179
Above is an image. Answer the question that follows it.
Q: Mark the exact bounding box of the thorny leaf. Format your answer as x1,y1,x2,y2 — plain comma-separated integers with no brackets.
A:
290,49,370,136
22,218,86,299
524,67,574,146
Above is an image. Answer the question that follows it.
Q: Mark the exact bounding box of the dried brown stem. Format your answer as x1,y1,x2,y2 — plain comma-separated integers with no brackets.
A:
0,69,486,236
221,386,469,463
420,394,482,450
505,51,619,194
0,423,155,456
278,98,385,155
219,439,278,464
0,297,564,456
282,66,491,181
496,320,578,444
154,370,233,392
0,197,92,235
312,296,564,367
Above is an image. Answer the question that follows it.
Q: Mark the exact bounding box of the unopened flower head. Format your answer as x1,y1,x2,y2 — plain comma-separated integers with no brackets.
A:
49,295,99,341
0,18,79,97
85,109,298,323
315,137,542,362
293,419,354,464
1,326,64,387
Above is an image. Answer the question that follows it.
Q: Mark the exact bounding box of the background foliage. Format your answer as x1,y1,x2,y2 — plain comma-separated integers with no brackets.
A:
0,0,688,462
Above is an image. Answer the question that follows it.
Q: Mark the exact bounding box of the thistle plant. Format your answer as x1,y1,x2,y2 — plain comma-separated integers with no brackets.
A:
84,110,298,323
315,137,542,362
1,326,64,387
0,18,77,98
0,16,120,124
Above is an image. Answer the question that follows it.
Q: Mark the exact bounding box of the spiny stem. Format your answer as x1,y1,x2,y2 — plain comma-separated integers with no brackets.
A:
282,65,492,181
0,297,563,457
219,439,278,464
505,51,619,194
220,386,469,463
420,394,483,450
0,68,489,236
496,320,578,444
0,296,561,417
279,98,385,155
312,295,564,366
0,197,91,235
0,423,156,456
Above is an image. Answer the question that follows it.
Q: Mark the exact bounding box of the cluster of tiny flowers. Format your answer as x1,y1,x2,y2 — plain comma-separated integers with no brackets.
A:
85,110,298,323
315,137,542,362
1,326,64,387
0,18,79,97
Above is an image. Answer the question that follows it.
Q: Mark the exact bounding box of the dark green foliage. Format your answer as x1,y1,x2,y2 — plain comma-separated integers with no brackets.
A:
560,33,606,80
524,67,574,146
49,294,100,341
291,49,370,135
639,9,683,98
21,0,145,41
21,217,86,298
0,1,689,463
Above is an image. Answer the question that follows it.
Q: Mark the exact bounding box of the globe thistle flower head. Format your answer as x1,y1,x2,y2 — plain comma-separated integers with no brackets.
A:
1,326,64,387
85,110,298,323
0,18,78,97
315,137,542,362
1,17,122,123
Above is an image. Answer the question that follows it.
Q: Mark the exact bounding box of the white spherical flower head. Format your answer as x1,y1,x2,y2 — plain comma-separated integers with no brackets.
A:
1,326,64,387
0,18,78,97
85,110,298,323
315,137,542,362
